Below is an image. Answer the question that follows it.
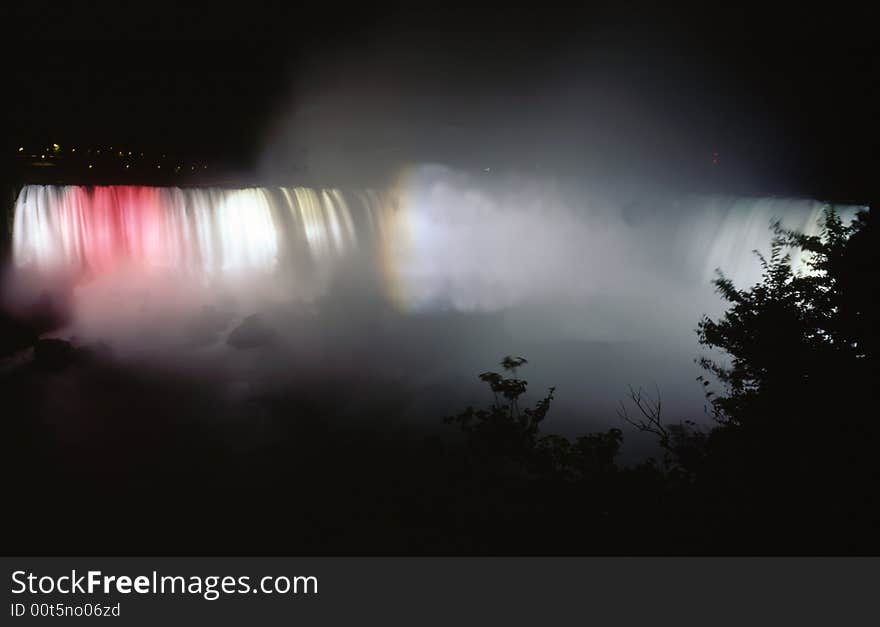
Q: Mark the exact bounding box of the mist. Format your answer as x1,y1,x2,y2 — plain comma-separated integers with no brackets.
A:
1,13,866,457
5,174,861,465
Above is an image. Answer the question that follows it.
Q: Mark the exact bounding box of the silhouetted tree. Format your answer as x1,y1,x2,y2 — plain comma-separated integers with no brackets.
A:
446,355,623,479
439,207,877,552
694,207,878,550
445,355,554,469
617,384,706,477
698,208,873,424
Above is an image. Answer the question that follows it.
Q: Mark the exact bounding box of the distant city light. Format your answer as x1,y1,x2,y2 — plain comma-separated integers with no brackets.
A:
15,142,213,176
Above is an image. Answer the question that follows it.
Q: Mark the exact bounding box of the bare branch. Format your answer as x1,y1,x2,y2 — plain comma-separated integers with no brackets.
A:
618,385,669,447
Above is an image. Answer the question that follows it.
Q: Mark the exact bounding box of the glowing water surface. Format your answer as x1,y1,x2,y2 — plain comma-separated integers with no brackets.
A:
11,169,864,321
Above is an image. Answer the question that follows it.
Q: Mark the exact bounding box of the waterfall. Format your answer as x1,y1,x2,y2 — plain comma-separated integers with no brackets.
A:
10,174,865,325
11,185,394,276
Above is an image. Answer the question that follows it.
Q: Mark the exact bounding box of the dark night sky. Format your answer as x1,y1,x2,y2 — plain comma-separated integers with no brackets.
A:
2,2,876,202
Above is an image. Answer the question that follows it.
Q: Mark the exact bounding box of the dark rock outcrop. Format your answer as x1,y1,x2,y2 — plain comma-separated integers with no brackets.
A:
227,314,276,349
33,338,76,371
183,305,234,347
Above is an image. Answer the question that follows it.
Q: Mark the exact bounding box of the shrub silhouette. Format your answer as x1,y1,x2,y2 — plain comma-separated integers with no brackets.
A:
444,207,878,553
697,208,873,427
691,207,878,550
445,355,622,480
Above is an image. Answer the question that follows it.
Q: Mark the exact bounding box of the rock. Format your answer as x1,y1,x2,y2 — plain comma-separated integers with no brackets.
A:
227,314,276,349
0,291,70,358
75,341,113,364
183,305,234,347
24,291,71,336
33,338,75,371
0,312,38,358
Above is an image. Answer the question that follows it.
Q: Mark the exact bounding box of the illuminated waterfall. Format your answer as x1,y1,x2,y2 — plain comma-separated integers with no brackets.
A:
11,184,402,280
10,175,864,316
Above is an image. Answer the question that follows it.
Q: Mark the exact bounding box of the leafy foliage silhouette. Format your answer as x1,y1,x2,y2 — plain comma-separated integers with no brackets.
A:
444,207,878,552
688,207,878,550
445,355,622,479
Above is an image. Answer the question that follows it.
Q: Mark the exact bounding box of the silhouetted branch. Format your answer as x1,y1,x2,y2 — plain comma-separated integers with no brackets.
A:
617,385,670,449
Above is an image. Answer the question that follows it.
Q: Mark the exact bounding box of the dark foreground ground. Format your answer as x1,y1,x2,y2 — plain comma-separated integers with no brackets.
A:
3,340,876,556
1,342,654,555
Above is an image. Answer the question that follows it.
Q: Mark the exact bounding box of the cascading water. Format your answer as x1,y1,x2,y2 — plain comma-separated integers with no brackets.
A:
9,167,865,337
12,185,388,275
4,167,867,432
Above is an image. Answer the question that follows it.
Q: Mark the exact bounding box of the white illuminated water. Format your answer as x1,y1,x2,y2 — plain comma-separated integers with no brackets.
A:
12,185,379,275
7,169,867,432
10,167,864,325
